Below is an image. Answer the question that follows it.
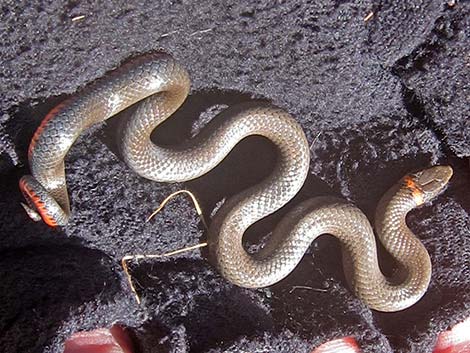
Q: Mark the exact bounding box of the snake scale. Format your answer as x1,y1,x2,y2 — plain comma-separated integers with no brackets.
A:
19,53,453,312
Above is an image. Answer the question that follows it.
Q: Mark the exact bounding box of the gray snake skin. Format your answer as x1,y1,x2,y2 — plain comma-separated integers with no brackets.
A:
19,53,453,311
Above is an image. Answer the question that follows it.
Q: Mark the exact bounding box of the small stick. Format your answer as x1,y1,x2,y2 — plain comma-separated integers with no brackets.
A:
122,243,208,304
121,257,140,304
289,285,328,294
71,15,85,22
160,30,179,38
364,12,374,22
147,189,208,230
190,28,213,36
123,189,209,304
309,132,322,151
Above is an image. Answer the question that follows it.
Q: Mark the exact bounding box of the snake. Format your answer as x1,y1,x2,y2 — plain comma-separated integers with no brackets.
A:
19,52,453,312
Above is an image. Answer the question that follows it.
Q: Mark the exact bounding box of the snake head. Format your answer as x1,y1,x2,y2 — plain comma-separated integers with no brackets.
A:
19,175,69,227
20,202,43,222
408,165,453,205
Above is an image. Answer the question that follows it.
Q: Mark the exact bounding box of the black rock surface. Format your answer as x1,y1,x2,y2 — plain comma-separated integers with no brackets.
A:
0,1,469,352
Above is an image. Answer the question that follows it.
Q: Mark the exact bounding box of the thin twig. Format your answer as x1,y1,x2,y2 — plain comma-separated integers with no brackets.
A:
289,285,328,294
310,132,322,151
190,28,213,36
71,15,85,22
123,189,209,304
123,242,208,263
122,243,208,304
146,189,208,230
364,12,374,22
121,257,140,303
160,30,179,38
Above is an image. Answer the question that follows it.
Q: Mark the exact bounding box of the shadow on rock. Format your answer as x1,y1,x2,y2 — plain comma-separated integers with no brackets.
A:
99,88,265,161
0,244,120,353
127,258,273,352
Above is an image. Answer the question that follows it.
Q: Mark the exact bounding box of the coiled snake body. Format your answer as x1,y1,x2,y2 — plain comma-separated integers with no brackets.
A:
19,53,452,312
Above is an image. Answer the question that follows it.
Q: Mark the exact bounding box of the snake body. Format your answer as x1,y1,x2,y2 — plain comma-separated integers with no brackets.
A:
20,53,452,311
